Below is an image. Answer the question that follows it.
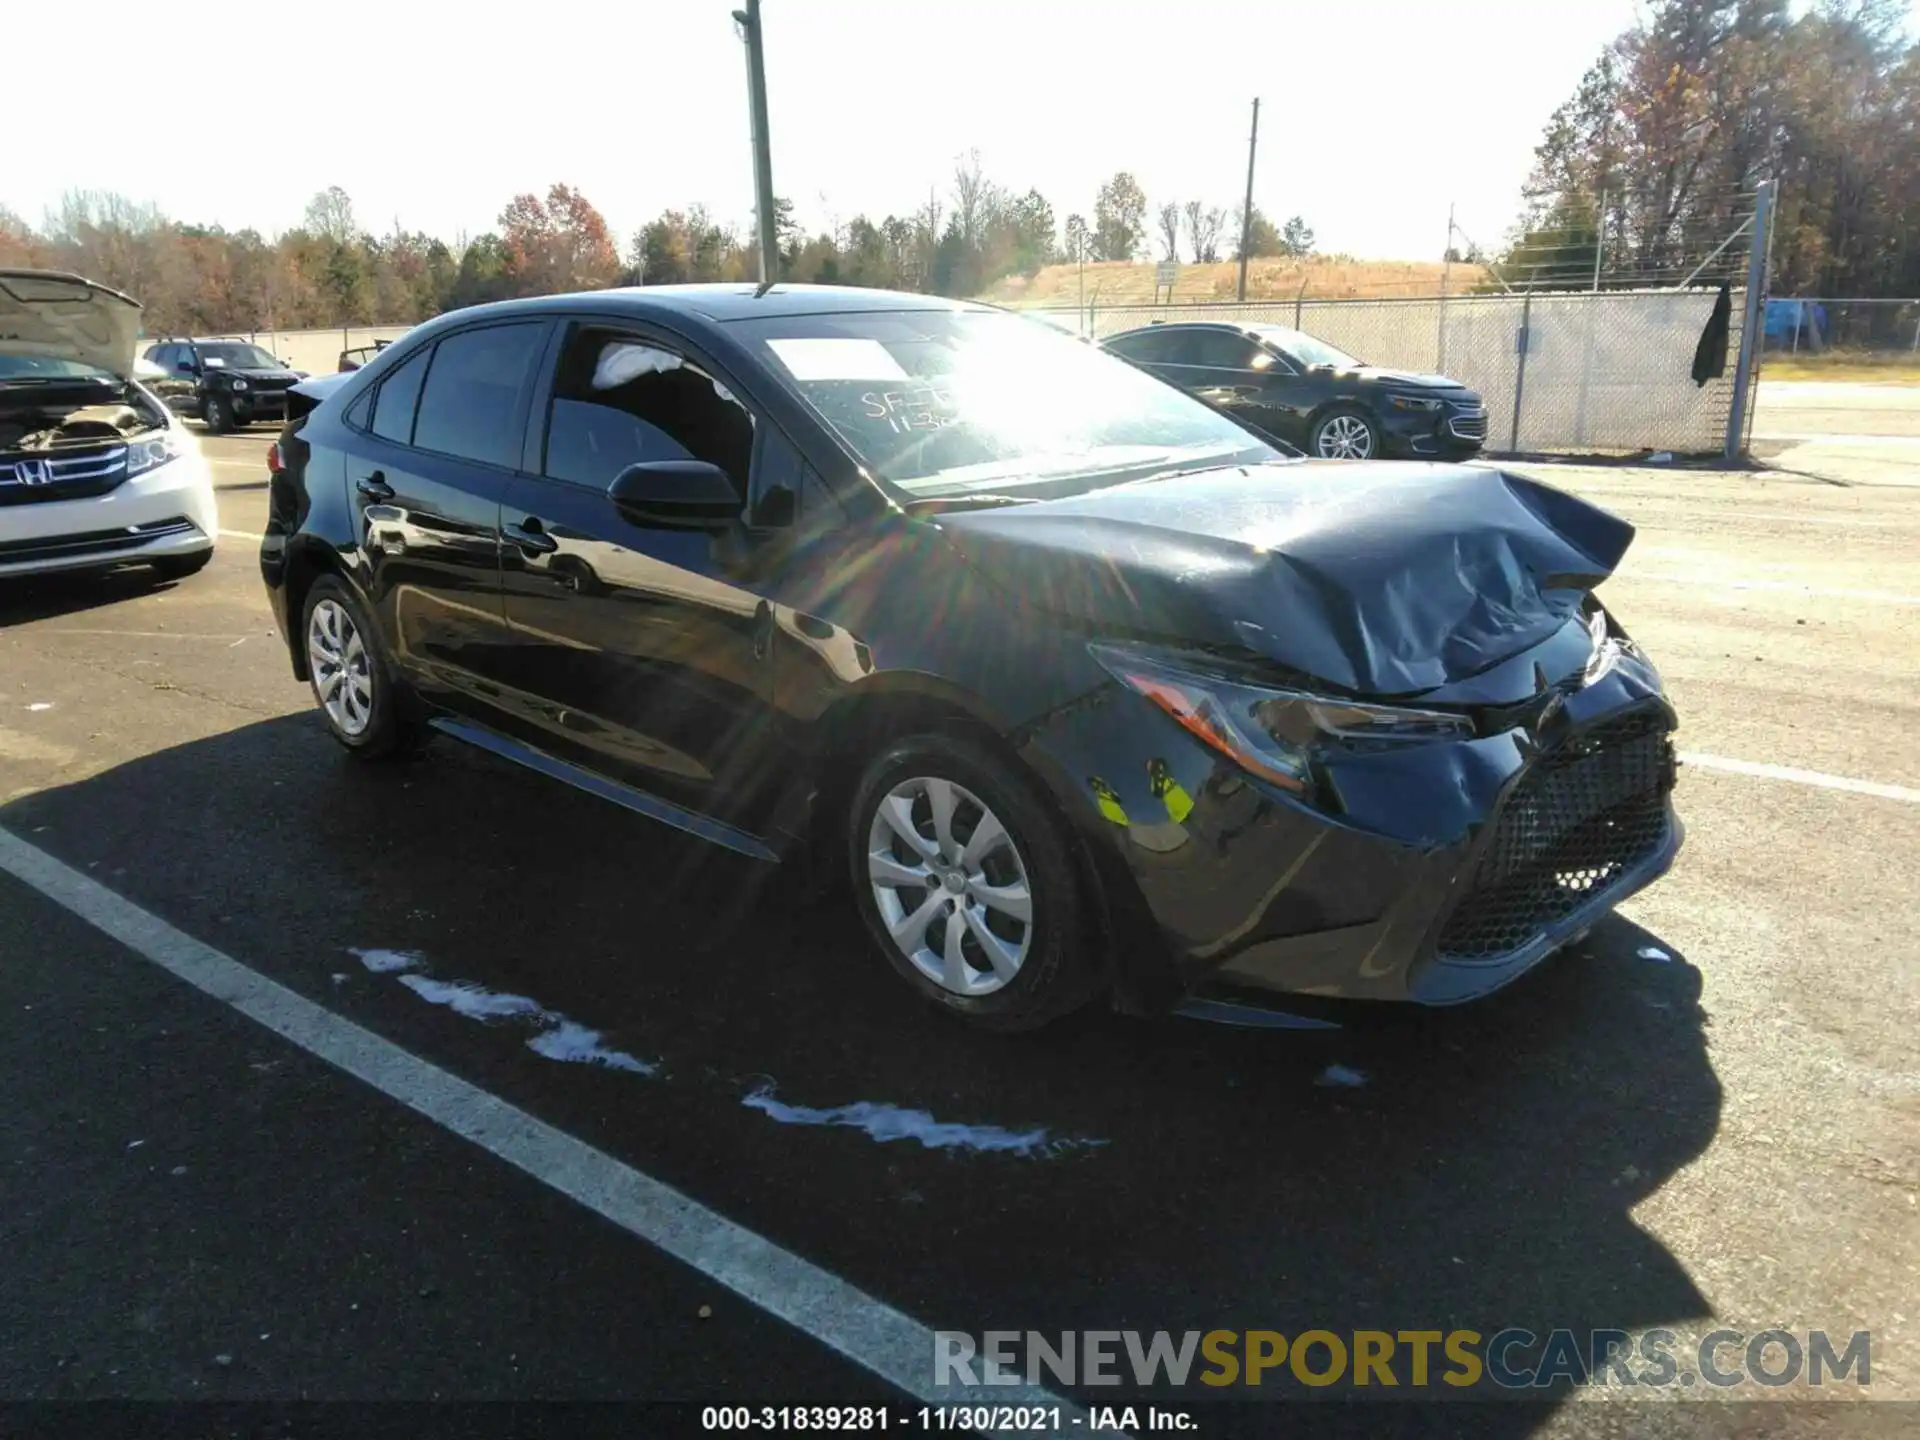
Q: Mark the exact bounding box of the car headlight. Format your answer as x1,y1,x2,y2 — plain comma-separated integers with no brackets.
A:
126,430,182,477
1387,393,1442,412
228,377,249,391
1090,644,1472,793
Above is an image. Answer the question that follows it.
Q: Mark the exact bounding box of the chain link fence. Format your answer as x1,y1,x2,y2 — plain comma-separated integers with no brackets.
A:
1021,287,1748,456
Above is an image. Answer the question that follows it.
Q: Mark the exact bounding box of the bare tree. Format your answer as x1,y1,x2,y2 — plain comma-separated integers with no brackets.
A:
950,149,996,251
1156,202,1182,262
303,186,359,245
1181,201,1227,263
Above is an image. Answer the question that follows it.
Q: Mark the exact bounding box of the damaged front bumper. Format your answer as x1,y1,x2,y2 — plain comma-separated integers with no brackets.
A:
1025,640,1682,1013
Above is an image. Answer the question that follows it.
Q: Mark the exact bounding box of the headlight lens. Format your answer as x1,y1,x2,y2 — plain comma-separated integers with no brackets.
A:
1090,645,1473,793
126,430,182,477
228,377,249,391
1388,393,1442,412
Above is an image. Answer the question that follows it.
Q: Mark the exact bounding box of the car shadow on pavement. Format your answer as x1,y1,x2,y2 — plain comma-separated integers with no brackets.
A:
1,712,1723,1425
0,566,197,625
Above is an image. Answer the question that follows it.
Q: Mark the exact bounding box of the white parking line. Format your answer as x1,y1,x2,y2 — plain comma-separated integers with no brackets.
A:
1681,752,1919,804
218,529,264,542
0,827,1088,1433
1626,573,1920,606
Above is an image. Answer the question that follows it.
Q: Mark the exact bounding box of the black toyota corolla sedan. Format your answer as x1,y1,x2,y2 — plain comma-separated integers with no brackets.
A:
1101,321,1488,461
261,285,1680,1032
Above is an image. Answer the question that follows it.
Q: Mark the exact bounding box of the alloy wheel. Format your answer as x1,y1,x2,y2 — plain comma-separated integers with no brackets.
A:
307,598,375,738
866,776,1034,997
1315,413,1375,459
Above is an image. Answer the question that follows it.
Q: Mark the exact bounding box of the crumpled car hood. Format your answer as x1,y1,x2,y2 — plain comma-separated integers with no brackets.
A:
935,462,1634,697
0,269,144,378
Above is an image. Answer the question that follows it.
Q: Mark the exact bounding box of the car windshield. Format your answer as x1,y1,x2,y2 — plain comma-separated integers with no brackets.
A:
741,309,1280,497
195,343,280,368
1253,326,1361,369
0,353,118,381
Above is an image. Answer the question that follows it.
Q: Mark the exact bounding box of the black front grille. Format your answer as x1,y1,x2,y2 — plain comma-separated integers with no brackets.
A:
0,445,129,506
0,517,198,567
1446,404,1488,441
1435,708,1675,960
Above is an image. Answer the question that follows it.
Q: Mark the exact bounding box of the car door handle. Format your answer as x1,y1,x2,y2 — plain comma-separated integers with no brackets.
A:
356,472,394,502
505,517,559,555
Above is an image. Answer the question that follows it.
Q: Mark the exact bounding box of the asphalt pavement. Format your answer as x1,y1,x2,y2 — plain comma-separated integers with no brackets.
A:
1,419,1915,1437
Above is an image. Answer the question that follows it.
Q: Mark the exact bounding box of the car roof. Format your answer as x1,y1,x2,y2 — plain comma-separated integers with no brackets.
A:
1104,321,1256,341
425,283,992,329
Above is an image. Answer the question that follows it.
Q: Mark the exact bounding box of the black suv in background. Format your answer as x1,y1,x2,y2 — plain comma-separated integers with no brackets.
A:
1102,322,1488,461
143,338,307,433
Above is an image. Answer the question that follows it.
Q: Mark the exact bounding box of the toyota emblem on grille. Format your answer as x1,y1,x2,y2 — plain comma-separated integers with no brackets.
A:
12,458,53,486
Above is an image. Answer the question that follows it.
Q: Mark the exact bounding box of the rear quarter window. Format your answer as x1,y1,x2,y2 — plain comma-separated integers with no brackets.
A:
370,347,431,445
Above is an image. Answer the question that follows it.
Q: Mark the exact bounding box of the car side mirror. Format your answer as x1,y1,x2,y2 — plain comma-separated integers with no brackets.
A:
175,361,196,374
607,460,742,530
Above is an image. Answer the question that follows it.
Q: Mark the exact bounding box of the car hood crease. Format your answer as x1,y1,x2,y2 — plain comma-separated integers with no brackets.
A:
934,462,1634,697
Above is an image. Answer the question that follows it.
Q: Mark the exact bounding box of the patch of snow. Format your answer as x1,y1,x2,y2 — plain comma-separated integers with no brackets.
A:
349,947,423,974
526,1020,656,1075
1315,1064,1367,1088
367,953,655,1078
741,1082,1102,1158
26,703,53,712
396,975,547,1022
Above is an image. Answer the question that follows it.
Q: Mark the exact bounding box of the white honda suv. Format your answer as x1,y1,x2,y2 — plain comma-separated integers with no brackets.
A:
1,270,218,581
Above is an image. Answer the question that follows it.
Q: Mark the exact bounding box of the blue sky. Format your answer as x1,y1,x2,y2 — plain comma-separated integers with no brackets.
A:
10,0,1911,260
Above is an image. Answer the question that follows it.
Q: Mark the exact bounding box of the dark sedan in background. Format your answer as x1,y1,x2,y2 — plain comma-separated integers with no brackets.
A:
1102,321,1488,461
262,285,1677,1033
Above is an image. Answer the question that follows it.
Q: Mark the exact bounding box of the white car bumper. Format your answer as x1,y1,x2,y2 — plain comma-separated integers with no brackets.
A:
0,446,218,579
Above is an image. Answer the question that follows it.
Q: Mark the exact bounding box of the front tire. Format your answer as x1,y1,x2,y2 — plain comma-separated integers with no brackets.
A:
1311,405,1379,460
202,393,232,434
300,575,417,760
847,732,1098,1031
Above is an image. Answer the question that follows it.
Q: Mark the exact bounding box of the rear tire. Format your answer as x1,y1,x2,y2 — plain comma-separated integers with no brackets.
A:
300,575,419,760
846,732,1099,1032
150,549,213,581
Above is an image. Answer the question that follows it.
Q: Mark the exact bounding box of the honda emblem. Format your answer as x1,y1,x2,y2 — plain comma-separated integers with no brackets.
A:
12,458,53,487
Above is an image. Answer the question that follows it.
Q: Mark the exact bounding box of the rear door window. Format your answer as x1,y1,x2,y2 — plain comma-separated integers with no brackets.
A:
370,347,431,445
1107,330,1180,364
411,323,547,469
1188,331,1265,370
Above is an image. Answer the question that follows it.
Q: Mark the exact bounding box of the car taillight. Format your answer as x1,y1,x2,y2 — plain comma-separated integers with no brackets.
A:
267,442,283,475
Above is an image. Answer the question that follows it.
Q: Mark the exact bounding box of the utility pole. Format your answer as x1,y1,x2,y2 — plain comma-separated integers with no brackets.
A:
1236,97,1260,302
1441,202,1455,295
733,0,779,286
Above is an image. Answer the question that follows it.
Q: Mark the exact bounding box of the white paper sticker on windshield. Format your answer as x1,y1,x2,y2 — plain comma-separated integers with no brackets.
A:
767,338,909,382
